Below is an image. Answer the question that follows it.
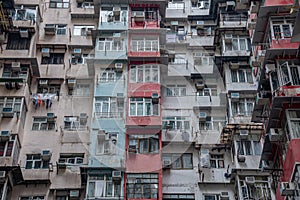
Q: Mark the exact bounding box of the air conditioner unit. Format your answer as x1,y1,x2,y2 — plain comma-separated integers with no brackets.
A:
196,20,204,25
73,48,82,57
39,79,48,86
220,192,229,200
41,150,52,160
19,29,29,38
224,34,232,41
41,48,50,57
11,62,21,70
112,170,122,180
0,131,10,141
113,7,121,12
231,92,239,101
132,11,145,22
67,79,76,88
44,24,56,35
2,107,14,118
269,128,283,142
162,159,172,169
230,62,240,69
115,63,123,69
245,176,255,184
70,190,80,198
47,112,55,122
280,182,295,196
199,112,207,121
239,130,249,139
109,133,118,142
195,81,205,90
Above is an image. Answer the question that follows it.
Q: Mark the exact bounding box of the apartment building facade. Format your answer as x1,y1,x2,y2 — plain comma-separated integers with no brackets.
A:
0,0,299,199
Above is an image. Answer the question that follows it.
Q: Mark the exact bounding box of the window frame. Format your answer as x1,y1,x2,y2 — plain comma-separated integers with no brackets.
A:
230,69,253,83
162,116,190,130
231,98,255,116
73,25,94,36
131,39,159,52
166,85,186,96
210,154,225,168
128,134,159,154
49,0,70,8
224,35,250,52
98,38,125,51
25,154,49,169
129,98,159,116
162,153,193,170
63,116,87,131
94,97,123,118
235,140,262,156
130,65,160,83
0,136,16,157
32,117,56,131
41,53,65,65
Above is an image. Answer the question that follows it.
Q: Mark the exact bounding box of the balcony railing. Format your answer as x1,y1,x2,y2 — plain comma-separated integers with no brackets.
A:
94,112,123,118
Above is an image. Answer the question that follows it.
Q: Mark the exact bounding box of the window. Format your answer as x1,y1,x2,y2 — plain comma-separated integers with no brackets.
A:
131,39,159,52
231,98,254,116
166,85,186,96
0,97,23,113
69,82,90,96
41,53,64,64
0,136,16,157
77,0,94,8
271,17,294,39
127,174,158,199
130,65,159,83
98,38,125,51
231,69,253,83
6,32,31,50
45,24,67,35
236,140,261,156
239,176,271,199
73,25,94,36
97,132,118,154
1,64,29,80
168,0,184,9
64,116,87,131
12,7,36,21
163,194,195,199
203,194,218,200
20,196,45,200
224,36,250,51
25,154,49,169
191,0,210,9
49,0,69,8
94,97,124,118
32,117,55,131
129,98,159,116
197,88,217,96
210,154,224,168
286,110,300,138
37,82,61,94
99,69,122,82
56,196,68,200
169,54,186,64
129,135,159,154
278,61,300,86
71,54,94,65
162,117,190,130
58,154,84,165
87,174,121,198
162,154,193,169
100,7,128,23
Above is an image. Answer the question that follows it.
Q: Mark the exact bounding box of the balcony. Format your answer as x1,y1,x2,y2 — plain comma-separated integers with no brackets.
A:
99,7,128,30
70,1,94,18
166,2,187,18
128,39,160,57
130,10,160,29
219,13,247,29
12,7,39,31
95,36,127,60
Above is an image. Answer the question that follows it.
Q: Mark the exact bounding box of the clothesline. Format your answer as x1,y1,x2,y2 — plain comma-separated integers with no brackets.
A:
31,93,57,109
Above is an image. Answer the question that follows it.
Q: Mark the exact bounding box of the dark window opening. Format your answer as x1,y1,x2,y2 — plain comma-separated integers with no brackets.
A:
41,53,64,64
6,32,31,50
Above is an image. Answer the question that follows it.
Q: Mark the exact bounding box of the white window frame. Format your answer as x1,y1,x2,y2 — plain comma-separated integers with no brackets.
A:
94,97,123,118
64,116,87,131
72,83,90,96
278,61,300,86
87,178,121,198
224,35,249,51
0,97,23,113
19,196,45,200
271,17,294,39
13,7,36,21
197,88,217,96
231,69,253,83
32,117,55,131
162,117,190,130
131,39,159,52
231,98,254,116
129,98,159,116
25,154,49,169
99,69,122,82
73,25,94,36
130,65,160,83
286,110,300,139
166,85,186,96
0,136,16,157
168,0,184,9
235,140,262,156
98,38,125,51
210,154,225,168
49,0,69,8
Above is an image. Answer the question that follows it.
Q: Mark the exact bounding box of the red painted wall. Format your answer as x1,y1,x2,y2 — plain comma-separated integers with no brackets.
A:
264,0,294,6
128,83,161,97
271,39,300,49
